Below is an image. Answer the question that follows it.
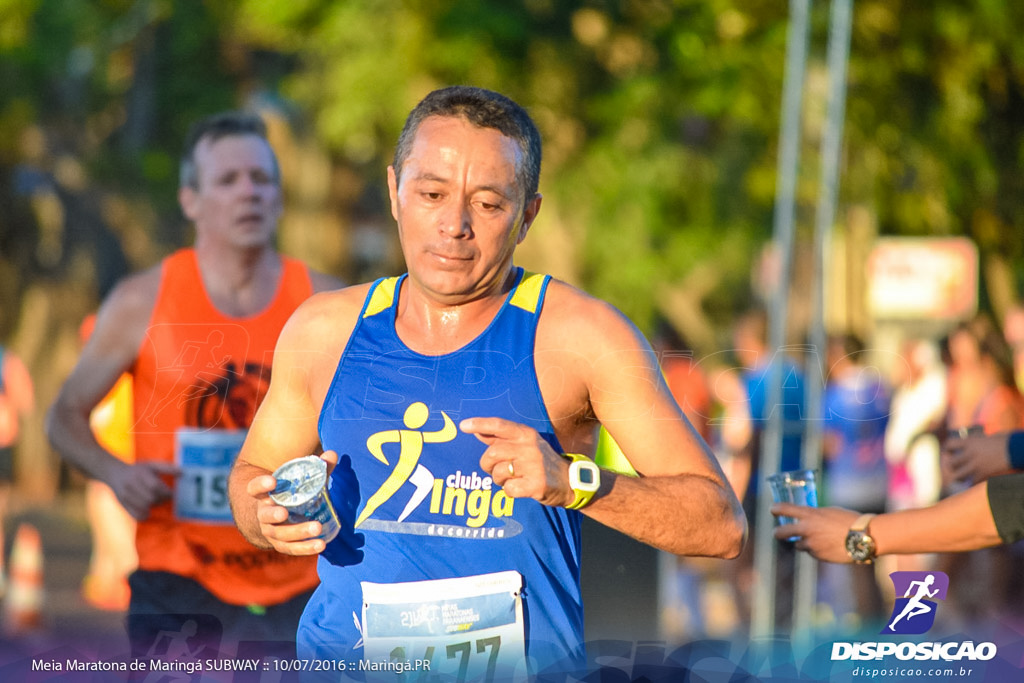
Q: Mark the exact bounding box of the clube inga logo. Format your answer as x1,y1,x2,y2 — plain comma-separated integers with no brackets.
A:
831,571,998,663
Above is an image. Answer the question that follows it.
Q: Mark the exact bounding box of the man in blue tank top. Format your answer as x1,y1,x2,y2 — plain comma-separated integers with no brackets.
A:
229,86,746,679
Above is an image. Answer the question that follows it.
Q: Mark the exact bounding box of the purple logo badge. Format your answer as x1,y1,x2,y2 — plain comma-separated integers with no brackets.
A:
882,571,949,635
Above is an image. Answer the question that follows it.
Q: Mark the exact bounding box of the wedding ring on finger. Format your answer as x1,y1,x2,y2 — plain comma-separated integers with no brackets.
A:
507,461,515,477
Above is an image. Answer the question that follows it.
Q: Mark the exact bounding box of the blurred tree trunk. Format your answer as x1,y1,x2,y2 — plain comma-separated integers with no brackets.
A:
11,280,94,503
120,3,158,156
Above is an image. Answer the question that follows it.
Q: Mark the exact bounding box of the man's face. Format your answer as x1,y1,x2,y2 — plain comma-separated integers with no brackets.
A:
388,115,541,303
179,134,282,250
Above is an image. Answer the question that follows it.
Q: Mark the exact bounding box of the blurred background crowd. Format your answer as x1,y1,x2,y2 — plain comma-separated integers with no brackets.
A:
1,0,1024,653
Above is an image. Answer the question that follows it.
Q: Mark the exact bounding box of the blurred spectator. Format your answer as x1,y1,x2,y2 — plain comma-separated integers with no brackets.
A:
820,333,891,626
940,314,1024,625
883,337,948,573
731,308,807,513
710,365,754,503
823,333,891,511
0,345,34,596
1002,304,1024,393
728,308,806,630
945,315,1023,442
650,322,728,640
78,314,137,611
884,338,947,514
655,320,713,443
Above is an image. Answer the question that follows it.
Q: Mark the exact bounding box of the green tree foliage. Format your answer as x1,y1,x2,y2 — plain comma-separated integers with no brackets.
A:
228,0,794,336
3,0,1024,339
839,0,1024,310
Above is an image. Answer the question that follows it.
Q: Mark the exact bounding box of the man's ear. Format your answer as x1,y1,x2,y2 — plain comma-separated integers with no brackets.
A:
179,186,198,222
387,166,400,222
516,193,543,244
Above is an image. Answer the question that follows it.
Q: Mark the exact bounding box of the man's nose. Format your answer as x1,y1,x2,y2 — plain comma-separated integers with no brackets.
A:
438,199,471,237
238,174,265,198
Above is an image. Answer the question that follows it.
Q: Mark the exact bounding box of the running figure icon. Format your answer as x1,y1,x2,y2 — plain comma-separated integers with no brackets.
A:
356,402,456,526
889,573,940,631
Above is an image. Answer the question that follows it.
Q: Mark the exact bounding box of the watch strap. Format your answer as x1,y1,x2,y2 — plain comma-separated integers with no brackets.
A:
563,453,599,510
851,513,876,533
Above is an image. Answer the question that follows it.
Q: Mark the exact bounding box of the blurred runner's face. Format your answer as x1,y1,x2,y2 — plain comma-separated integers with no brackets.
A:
388,116,538,303
183,134,282,250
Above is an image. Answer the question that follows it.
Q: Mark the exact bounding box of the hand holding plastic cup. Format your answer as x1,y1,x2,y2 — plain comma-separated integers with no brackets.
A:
767,469,818,541
269,455,341,543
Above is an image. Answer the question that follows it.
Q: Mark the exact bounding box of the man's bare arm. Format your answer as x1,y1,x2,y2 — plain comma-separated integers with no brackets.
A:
46,269,178,520
229,287,363,553
574,294,745,557
469,283,746,559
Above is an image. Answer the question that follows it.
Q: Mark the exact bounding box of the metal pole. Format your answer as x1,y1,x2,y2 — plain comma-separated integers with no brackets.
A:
795,0,855,643
751,0,812,639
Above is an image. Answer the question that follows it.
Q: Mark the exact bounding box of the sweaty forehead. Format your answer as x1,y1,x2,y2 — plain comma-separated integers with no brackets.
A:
406,116,521,180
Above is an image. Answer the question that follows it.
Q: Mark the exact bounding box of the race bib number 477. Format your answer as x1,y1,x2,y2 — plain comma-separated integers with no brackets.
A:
361,571,525,682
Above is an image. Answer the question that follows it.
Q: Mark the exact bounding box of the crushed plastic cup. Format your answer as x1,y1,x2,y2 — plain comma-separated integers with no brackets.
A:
269,455,341,543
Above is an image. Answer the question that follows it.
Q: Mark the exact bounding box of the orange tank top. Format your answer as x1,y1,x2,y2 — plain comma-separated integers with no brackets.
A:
132,248,319,605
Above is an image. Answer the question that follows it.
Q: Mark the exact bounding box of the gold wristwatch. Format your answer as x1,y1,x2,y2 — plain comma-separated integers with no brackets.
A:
844,513,878,564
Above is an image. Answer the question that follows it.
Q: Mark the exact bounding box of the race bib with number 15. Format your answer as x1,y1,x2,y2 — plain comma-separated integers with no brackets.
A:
173,427,247,523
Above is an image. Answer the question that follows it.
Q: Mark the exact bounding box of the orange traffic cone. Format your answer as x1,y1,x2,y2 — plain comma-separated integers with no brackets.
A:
3,523,44,633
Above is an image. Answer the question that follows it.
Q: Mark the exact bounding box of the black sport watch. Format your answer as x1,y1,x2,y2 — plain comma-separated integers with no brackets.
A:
845,513,878,564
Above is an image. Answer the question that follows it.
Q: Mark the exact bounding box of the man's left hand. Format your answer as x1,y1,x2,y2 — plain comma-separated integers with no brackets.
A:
461,417,576,508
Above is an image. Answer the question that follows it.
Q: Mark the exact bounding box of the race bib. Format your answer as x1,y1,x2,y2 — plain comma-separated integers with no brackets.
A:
361,571,525,682
173,428,247,523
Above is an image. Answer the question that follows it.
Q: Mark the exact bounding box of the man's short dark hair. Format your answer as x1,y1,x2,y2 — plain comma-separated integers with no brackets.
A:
179,111,278,189
393,86,542,208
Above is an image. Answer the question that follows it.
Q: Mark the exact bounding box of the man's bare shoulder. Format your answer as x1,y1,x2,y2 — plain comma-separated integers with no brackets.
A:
92,263,163,342
106,263,162,310
293,282,373,320
278,282,375,350
537,278,644,353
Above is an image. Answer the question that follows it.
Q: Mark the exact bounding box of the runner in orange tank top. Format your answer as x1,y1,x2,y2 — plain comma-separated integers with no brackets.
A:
47,111,342,660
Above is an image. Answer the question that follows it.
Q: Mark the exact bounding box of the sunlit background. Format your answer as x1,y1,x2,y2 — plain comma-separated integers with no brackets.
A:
2,0,1024,658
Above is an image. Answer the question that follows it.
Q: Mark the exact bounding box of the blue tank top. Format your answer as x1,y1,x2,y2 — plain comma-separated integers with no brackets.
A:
298,268,584,672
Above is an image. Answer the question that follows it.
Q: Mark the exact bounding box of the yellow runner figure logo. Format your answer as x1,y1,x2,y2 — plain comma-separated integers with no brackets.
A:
356,402,456,527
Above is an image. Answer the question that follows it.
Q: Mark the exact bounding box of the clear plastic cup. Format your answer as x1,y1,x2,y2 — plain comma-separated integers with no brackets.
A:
767,469,818,541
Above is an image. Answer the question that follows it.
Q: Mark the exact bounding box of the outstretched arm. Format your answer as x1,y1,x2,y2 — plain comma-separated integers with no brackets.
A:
772,478,1004,563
